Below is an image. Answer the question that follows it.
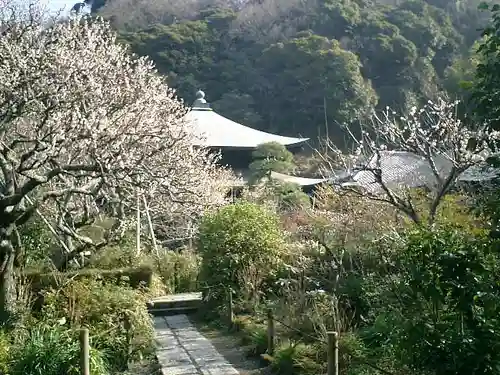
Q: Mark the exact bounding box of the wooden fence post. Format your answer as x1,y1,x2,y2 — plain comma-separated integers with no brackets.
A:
227,288,234,327
124,314,132,364
266,308,275,355
174,262,179,292
80,328,90,375
327,331,339,375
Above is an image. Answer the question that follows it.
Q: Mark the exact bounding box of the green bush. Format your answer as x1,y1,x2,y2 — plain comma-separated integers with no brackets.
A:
0,329,10,374
197,202,285,305
88,238,200,295
271,341,323,375
19,217,57,270
376,226,500,375
274,182,311,211
40,278,154,372
87,234,153,270
240,321,268,357
26,266,154,296
155,249,200,293
9,325,108,375
249,142,296,183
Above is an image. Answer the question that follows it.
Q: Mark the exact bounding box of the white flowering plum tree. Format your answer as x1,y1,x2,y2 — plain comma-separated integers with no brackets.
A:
318,99,500,225
0,4,232,315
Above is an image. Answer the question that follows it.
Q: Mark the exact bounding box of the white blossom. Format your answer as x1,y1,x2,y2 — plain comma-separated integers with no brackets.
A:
0,5,233,267
317,98,500,225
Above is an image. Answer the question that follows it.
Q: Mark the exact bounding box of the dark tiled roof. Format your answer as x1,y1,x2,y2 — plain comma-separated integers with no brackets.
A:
350,151,499,193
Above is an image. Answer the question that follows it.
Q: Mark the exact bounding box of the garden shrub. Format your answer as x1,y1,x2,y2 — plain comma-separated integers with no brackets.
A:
40,278,154,372
26,266,154,296
87,234,154,270
0,329,10,374
19,217,57,271
88,238,200,294
271,341,323,375
155,248,201,293
197,202,285,305
248,142,296,184
231,314,254,333
9,325,108,375
376,226,500,375
411,190,487,233
240,321,268,357
274,182,311,211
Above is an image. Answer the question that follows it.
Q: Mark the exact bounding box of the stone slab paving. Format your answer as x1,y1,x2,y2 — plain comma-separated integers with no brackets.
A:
149,292,203,304
154,315,240,375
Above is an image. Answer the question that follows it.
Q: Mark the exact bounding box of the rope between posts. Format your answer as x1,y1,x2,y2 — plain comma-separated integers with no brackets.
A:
201,288,397,375
254,309,327,345
253,309,396,375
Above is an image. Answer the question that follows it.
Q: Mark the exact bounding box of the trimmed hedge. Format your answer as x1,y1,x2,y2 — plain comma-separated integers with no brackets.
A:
23,266,154,311
24,266,154,292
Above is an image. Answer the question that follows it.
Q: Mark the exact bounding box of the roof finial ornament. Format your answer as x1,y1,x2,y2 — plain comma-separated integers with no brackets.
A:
195,90,205,100
192,89,210,110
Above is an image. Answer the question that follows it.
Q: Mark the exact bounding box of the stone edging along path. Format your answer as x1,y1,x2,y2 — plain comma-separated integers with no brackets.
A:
154,314,240,375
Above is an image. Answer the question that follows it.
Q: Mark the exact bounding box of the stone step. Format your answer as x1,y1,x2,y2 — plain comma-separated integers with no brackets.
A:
148,292,202,316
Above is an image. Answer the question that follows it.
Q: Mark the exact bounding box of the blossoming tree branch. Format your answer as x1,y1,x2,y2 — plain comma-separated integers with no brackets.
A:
0,3,232,315
318,99,500,225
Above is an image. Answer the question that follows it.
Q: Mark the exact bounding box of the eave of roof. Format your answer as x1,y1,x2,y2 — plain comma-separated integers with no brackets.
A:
270,171,331,186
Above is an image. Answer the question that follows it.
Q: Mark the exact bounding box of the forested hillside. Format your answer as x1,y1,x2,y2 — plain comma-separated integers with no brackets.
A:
90,0,489,141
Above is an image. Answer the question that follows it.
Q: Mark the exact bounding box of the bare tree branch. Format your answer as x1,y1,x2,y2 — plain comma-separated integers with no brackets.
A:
0,2,238,310
317,98,500,225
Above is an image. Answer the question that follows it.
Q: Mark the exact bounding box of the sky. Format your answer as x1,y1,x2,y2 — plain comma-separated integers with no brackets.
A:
42,0,90,14
45,0,77,13
2,0,89,19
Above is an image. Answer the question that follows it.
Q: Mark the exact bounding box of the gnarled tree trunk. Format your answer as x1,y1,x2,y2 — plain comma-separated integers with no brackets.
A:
0,224,16,320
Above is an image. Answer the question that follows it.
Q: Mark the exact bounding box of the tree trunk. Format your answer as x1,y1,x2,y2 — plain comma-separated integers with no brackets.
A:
0,224,16,321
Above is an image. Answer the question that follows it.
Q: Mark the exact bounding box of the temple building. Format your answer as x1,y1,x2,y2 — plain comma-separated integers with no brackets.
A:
270,150,500,195
185,90,308,174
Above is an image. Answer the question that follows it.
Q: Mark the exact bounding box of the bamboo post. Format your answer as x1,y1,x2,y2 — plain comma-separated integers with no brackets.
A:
174,262,179,292
227,288,234,327
136,189,141,256
80,328,90,375
327,331,339,375
187,221,193,249
266,308,275,355
142,195,159,257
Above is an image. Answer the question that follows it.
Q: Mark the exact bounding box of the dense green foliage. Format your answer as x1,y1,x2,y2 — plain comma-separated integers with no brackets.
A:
92,0,490,141
273,182,312,210
249,142,296,182
41,279,154,371
193,187,500,375
197,202,284,302
0,228,179,375
9,326,109,375
0,276,155,374
472,3,500,130
19,218,57,270
380,227,500,375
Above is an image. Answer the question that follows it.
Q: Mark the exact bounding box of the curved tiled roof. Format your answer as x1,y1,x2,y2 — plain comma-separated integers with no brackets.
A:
350,151,500,193
184,91,308,149
186,108,308,149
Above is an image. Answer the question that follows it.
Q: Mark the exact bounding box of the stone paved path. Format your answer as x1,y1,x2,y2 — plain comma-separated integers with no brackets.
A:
154,315,240,375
